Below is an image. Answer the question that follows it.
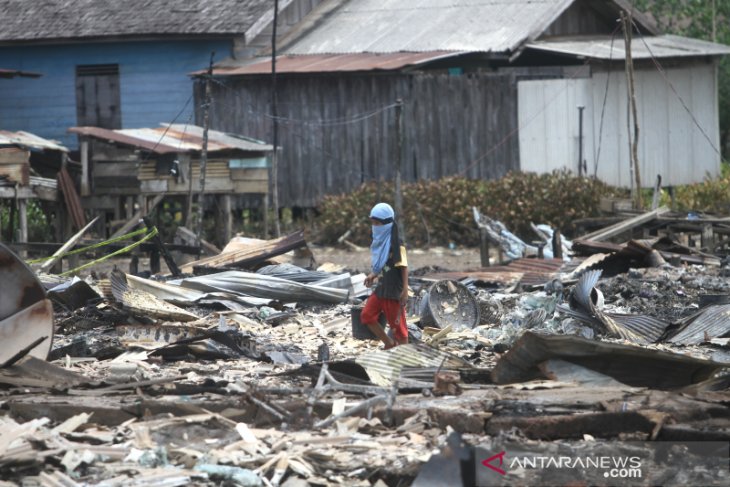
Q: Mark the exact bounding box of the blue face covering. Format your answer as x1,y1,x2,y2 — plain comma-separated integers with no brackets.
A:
369,203,395,275
371,222,393,274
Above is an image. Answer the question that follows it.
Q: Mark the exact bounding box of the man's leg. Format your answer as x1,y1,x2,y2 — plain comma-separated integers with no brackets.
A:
361,294,395,348
382,299,408,346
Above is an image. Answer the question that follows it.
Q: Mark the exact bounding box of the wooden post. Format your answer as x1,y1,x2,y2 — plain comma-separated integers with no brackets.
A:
196,53,214,249
17,199,27,258
271,0,282,238
479,228,490,267
394,99,405,240
217,194,232,247
125,196,135,220
263,194,269,239
150,249,161,275
621,11,643,210
701,224,714,251
552,231,563,260
80,140,90,196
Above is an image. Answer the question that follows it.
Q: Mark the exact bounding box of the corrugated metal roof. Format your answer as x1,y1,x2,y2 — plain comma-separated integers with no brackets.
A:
68,125,272,155
527,34,730,60
210,52,465,76
0,0,272,42
0,130,68,152
283,0,574,55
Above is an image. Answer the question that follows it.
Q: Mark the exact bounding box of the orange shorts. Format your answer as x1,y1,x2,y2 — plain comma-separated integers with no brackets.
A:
361,293,407,341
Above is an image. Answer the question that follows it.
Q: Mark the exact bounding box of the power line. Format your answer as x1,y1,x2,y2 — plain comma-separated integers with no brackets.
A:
630,17,723,158
593,27,617,177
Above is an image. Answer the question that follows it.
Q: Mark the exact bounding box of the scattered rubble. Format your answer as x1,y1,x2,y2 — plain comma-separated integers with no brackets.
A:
1,211,730,485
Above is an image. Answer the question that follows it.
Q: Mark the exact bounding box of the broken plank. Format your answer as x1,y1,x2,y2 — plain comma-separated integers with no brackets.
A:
579,206,670,242
180,230,306,274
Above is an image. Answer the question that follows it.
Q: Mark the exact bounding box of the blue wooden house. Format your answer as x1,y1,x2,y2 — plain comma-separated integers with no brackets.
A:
0,0,323,151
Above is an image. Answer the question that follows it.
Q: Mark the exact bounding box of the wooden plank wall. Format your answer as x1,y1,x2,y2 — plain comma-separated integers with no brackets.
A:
201,71,519,207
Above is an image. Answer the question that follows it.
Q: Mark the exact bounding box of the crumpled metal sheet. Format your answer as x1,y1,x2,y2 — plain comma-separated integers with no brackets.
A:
560,269,669,344
111,271,199,322
178,271,349,304
668,304,730,345
0,243,53,365
127,274,272,309
492,331,726,389
356,343,471,387
256,263,333,283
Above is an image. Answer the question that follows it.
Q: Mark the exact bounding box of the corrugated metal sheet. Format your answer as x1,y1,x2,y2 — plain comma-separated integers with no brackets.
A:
0,130,68,152
283,0,573,55
669,304,730,346
0,69,41,78
527,34,730,60
210,52,465,76
518,62,721,187
68,125,272,155
355,342,471,387
492,331,725,388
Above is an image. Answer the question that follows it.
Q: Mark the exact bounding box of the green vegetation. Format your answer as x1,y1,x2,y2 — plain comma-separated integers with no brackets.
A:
313,171,618,247
0,200,53,242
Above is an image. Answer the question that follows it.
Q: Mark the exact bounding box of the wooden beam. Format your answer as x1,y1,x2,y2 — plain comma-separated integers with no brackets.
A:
179,229,306,274
40,216,100,273
579,206,670,242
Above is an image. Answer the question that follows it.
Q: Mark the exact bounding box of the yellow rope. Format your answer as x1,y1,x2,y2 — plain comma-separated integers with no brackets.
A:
59,227,159,277
26,226,150,264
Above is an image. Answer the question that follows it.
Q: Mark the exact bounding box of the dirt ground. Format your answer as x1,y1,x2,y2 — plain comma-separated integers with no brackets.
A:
311,245,483,274
90,245,484,278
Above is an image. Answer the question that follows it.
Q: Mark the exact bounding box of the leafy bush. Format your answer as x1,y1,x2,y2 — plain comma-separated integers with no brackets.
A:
313,171,616,247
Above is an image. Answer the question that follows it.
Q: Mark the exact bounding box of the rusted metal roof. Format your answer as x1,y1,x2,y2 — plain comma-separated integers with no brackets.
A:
210,52,466,76
68,125,272,155
0,130,68,152
527,34,730,60
0,69,41,78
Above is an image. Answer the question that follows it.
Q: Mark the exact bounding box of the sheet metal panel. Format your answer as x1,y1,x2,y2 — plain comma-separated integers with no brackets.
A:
210,52,464,75
527,34,730,60
0,130,68,152
68,125,272,155
518,63,721,187
284,0,572,55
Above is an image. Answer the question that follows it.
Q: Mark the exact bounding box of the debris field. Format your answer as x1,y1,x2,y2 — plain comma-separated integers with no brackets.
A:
1,207,730,486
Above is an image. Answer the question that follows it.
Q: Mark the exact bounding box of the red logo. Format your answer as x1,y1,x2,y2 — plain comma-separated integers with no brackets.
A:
482,451,507,475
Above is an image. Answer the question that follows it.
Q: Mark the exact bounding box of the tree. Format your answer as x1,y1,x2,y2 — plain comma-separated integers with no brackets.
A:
634,0,730,160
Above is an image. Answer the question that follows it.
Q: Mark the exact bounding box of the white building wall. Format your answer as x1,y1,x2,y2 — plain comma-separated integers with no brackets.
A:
518,61,721,187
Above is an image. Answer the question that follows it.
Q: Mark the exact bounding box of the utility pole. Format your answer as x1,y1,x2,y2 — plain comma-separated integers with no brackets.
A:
195,52,215,250
622,11,643,210
394,99,405,240
270,0,281,237
577,105,585,177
